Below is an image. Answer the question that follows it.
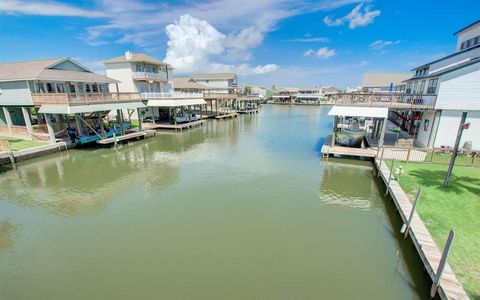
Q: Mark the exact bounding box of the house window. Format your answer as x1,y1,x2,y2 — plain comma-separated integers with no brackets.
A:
68,83,76,93
418,80,426,94
466,39,472,48
99,84,108,93
423,119,430,132
85,84,92,93
92,83,99,93
35,82,46,93
474,36,480,46
427,79,438,94
46,82,55,93
135,64,142,72
461,41,467,50
56,82,65,93
412,81,418,93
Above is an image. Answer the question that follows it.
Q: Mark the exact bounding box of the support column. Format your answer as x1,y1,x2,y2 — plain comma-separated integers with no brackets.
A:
21,107,33,138
379,118,387,148
44,114,56,144
331,116,338,147
137,108,143,131
97,111,106,138
117,109,125,135
2,107,13,136
75,114,83,136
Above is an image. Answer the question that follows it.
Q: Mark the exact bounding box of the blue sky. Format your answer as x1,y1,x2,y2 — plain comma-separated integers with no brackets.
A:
0,0,478,88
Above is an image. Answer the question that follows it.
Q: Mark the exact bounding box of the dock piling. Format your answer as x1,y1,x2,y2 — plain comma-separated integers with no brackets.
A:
401,188,421,239
430,230,455,298
384,158,395,196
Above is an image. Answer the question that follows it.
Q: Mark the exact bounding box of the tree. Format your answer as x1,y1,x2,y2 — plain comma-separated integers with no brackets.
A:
243,86,252,95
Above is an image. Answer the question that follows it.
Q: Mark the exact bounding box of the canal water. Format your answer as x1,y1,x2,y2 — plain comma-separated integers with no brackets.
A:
0,105,429,299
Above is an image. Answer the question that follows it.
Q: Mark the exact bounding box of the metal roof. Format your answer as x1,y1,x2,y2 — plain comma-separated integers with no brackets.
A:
453,19,480,35
147,99,207,107
104,52,171,67
328,106,388,119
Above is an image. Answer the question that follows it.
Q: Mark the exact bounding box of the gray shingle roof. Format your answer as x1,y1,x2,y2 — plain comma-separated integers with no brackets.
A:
172,77,208,89
104,53,170,67
0,58,117,83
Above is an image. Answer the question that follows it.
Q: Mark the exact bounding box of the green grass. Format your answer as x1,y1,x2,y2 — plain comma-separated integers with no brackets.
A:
393,162,480,298
130,119,140,128
4,138,47,151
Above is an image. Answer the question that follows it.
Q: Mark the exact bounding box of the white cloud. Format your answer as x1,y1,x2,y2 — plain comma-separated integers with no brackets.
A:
304,47,336,59
286,37,331,43
0,0,104,18
324,3,380,29
164,15,278,76
370,40,401,50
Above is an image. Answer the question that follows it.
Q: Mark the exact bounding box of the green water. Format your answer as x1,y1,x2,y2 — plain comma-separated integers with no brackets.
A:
0,105,429,299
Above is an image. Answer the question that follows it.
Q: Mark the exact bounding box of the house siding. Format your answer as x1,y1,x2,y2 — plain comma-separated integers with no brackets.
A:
50,60,88,72
106,63,137,93
433,110,480,149
435,64,480,110
0,81,33,106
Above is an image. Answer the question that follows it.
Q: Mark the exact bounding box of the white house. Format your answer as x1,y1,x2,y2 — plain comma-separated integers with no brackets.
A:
190,73,238,94
406,20,480,149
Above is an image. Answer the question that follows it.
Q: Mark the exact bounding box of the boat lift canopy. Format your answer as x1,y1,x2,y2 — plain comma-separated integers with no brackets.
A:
38,102,146,114
328,106,388,119
147,99,207,107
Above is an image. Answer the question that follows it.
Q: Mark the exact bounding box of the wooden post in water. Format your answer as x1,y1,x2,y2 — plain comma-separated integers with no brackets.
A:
430,229,455,298
401,188,421,239
384,158,395,196
378,147,385,176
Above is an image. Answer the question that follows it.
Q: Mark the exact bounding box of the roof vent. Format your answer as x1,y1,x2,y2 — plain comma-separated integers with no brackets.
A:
125,51,133,60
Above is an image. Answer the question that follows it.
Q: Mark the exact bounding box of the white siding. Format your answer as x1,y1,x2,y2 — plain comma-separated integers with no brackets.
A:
434,110,480,149
0,81,33,106
415,110,436,148
456,23,480,51
105,63,137,93
194,79,232,93
435,64,480,110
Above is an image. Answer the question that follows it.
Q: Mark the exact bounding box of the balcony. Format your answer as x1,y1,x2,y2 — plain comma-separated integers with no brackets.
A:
31,93,142,105
132,71,168,81
141,91,203,99
327,93,437,110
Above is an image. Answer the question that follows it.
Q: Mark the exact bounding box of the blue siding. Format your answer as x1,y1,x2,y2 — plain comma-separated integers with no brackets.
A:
49,60,89,72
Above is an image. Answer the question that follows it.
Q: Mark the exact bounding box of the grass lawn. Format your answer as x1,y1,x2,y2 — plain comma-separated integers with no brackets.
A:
4,138,47,151
392,161,480,298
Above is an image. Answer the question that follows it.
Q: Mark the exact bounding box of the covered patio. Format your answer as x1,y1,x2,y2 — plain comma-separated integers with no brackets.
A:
143,98,208,130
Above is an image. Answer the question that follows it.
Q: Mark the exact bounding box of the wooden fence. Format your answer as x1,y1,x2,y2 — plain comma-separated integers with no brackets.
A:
377,146,479,167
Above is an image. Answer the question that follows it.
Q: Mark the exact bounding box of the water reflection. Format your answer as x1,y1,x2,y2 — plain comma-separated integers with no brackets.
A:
0,129,216,216
0,220,17,250
319,160,379,211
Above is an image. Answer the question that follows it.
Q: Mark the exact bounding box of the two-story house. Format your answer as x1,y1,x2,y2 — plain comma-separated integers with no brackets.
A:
105,52,207,126
190,73,238,94
0,57,144,143
405,20,480,148
361,73,412,92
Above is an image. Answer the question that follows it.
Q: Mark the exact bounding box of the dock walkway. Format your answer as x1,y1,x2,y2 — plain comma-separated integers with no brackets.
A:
96,130,156,145
215,112,239,119
0,142,68,165
376,159,469,300
321,144,376,158
143,119,206,131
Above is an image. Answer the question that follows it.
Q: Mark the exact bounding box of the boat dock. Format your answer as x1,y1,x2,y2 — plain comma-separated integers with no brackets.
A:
238,109,258,114
376,159,469,300
143,119,206,131
96,130,156,145
321,144,376,159
0,142,68,166
215,112,239,119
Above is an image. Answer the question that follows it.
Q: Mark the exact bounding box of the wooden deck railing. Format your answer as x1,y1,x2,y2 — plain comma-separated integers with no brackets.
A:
377,146,479,167
202,92,238,100
31,93,142,105
328,93,437,109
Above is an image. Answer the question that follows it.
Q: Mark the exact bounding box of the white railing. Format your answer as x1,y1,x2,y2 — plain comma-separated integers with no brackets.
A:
132,71,168,81
141,91,203,99
297,93,324,98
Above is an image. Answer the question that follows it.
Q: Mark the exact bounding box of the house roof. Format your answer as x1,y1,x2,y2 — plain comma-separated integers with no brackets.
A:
453,19,480,35
411,44,480,71
172,77,208,90
405,56,480,82
191,73,237,80
104,52,171,67
0,57,117,83
361,73,412,87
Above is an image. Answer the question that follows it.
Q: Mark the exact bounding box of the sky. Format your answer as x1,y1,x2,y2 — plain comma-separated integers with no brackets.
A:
0,0,478,88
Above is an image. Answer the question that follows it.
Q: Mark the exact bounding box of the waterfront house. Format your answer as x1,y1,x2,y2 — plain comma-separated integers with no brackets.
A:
272,87,299,104
105,52,207,129
296,87,324,104
0,57,144,144
404,20,480,148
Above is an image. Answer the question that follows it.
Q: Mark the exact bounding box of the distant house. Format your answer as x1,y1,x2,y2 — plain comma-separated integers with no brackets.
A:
171,77,208,93
361,73,412,92
190,73,238,94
